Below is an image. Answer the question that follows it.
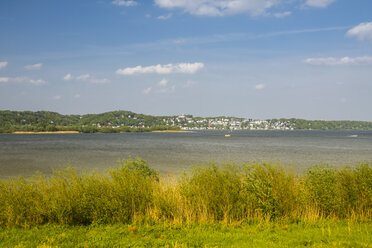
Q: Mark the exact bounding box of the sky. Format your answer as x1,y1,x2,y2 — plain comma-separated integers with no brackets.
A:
0,0,372,120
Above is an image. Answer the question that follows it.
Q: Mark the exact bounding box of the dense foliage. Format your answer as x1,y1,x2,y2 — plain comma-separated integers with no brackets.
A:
0,110,180,133
0,159,370,227
269,118,372,130
1,110,372,133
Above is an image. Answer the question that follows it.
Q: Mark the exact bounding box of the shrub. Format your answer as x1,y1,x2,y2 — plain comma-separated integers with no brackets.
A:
242,162,298,219
0,160,370,227
351,163,372,215
305,164,338,216
178,163,244,222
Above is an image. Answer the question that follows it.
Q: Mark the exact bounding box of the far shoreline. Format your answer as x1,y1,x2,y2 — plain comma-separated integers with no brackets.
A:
12,131,80,134
151,130,189,133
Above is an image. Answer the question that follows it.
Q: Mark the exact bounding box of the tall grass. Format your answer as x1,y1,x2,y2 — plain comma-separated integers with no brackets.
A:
0,158,370,227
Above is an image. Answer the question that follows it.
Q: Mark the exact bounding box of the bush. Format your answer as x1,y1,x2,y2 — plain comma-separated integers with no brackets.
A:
178,163,244,222
349,163,372,215
305,164,339,216
0,160,370,227
242,162,298,219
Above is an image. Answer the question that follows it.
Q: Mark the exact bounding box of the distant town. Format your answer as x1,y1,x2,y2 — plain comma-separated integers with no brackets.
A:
143,115,295,130
1,110,372,133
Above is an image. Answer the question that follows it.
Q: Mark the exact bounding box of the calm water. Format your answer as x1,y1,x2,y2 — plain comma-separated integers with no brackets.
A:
0,130,372,178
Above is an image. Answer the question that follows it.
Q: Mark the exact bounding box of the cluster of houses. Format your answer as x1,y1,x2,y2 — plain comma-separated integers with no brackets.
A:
164,115,295,130
89,114,295,130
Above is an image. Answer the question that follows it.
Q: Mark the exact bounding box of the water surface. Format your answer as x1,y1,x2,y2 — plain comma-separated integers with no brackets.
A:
0,130,371,178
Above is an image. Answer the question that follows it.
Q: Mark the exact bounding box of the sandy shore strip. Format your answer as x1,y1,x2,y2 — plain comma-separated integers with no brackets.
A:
12,131,80,134
151,130,189,133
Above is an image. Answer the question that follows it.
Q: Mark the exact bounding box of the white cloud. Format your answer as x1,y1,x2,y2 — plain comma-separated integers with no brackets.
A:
273,11,291,18
154,0,338,16
74,94,81,98
63,73,110,84
76,74,91,80
143,87,152,95
157,78,168,87
112,0,138,7
305,56,372,66
0,61,8,70
116,62,204,75
24,63,43,70
182,80,197,88
29,79,47,85
10,77,28,83
157,85,176,93
155,0,287,17
63,73,73,81
53,95,62,100
255,83,265,90
90,78,110,84
145,14,152,18
0,77,47,85
346,22,372,41
305,0,336,8
0,77,9,83
143,78,177,94
141,26,347,50
157,13,173,20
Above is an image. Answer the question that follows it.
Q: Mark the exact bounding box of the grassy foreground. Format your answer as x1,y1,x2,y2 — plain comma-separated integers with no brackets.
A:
1,221,371,247
0,158,371,247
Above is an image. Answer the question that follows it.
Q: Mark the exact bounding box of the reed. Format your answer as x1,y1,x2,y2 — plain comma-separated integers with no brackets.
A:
0,158,370,227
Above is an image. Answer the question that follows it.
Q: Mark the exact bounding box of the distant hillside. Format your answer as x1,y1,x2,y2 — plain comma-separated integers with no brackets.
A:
1,110,372,132
0,110,167,127
0,110,178,133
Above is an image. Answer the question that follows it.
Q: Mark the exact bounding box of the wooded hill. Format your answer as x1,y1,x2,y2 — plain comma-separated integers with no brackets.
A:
1,110,372,132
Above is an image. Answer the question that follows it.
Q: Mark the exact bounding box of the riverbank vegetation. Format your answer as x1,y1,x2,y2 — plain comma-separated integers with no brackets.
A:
0,124,181,134
0,159,371,247
0,159,370,227
1,110,372,133
0,110,182,133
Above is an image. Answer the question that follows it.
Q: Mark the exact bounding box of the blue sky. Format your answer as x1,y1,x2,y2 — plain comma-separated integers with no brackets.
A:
0,0,372,120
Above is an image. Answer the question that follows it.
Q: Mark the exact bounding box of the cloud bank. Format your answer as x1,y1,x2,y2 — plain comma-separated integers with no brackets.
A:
305,0,336,8
0,77,46,85
116,62,204,75
24,63,43,70
154,0,280,17
0,77,9,83
273,11,291,18
346,22,372,41
255,83,265,90
112,0,138,7
305,56,372,66
0,61,8,70
157,13,173,20
154,0,337,17
143,78,176,94
63,73,110,84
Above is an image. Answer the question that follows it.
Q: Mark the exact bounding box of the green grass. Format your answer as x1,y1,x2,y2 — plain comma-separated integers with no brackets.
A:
0,158,371,247
0,158,371,227
0,221,371,247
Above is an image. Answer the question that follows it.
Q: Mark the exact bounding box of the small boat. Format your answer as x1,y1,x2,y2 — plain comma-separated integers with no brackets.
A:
225,134,231,137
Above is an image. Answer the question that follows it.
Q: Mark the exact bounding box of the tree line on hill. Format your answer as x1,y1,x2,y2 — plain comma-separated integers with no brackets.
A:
0,110,371,133
0,110,179,133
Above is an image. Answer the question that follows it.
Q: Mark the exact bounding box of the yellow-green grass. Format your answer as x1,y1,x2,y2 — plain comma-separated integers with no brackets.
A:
0,158,371,228
1,221,371,247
